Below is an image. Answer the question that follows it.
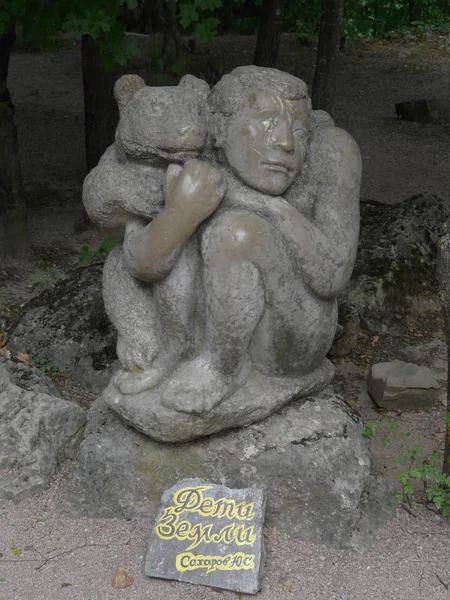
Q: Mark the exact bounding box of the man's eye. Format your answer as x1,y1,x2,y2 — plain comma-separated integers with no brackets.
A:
262,118,276,131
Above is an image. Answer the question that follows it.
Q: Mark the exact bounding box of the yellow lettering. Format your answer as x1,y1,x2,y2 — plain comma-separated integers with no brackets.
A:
176,552,255,574
172,486,210,514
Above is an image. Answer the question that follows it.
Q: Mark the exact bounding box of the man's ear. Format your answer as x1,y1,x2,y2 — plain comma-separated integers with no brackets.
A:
114,74,146,111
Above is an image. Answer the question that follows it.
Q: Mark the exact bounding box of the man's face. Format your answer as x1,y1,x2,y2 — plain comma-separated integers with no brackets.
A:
222,88,309,195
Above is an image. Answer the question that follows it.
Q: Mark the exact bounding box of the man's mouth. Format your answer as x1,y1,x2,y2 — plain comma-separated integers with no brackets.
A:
262,162,291,175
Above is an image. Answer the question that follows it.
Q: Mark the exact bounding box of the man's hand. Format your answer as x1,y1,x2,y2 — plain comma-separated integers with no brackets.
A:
163,160,226,225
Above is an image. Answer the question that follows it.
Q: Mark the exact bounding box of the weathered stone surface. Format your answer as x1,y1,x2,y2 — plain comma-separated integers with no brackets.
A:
103,359,334,442
66,389,395,551
368,360,440,410
145,479,265,594
0,359,86,501
8,265,119,393
340,193,450,337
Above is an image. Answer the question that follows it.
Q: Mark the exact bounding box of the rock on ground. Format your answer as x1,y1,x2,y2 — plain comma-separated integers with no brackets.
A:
8,264,119,393
0,358,86,501
66,389,395,552
336,193,450,348
368,360,440,410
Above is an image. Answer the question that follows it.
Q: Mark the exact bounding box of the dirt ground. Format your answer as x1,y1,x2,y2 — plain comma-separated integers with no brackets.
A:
1,33,450,599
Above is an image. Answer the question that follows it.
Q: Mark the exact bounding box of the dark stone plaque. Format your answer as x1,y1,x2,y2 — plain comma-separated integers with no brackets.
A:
145,478,266,594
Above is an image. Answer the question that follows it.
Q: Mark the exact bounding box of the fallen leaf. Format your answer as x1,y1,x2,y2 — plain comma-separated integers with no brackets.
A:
436,428,446,434
61,583,72,588
31,519,40,528
0,334,5,348
210,587,222,593
16,352,31,364
10,543,21,557
288,585,294,593
112,567,134,589
347,399,357,407
47,547,58,554
371,335,379,345
134,442,141,446
408,326,414,333
0,346,11,358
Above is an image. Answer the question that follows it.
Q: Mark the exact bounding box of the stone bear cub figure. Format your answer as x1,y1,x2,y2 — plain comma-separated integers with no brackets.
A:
83,73,210,227
82,74,217,381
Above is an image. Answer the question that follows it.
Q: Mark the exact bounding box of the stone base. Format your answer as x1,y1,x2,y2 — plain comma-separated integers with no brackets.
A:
103,359,335,442
66,388,395,552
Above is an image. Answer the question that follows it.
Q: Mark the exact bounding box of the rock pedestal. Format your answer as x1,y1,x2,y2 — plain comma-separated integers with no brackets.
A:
66,389,395,552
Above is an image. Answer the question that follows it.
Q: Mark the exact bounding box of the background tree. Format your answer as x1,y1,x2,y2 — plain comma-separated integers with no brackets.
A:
253,0,287,67
0,0,139,250
312,0,344,116
0,21,29,259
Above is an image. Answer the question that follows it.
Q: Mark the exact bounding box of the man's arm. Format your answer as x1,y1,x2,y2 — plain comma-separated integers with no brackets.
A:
280,126,361,299
123,161,226,282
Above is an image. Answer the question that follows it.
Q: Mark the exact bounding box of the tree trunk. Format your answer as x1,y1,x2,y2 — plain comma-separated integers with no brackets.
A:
253,0,287,67
0,22,29,259
408,0,422,23
81,35,120,172
373,0,379,37
437,233,450,476
311,0,344,117
162,0,182,71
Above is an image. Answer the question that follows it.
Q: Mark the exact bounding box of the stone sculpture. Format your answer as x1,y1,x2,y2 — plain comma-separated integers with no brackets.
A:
83,66,362,442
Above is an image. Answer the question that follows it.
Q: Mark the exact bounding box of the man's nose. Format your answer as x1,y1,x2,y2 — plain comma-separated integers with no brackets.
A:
272,120,294,152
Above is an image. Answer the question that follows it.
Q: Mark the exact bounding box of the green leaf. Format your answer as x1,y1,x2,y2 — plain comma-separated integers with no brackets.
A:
362,421,377,439
399,473,409,486
179,3,200,28
445,412,450,424
384,418,397,433
192,18,220,41
395,491,403,503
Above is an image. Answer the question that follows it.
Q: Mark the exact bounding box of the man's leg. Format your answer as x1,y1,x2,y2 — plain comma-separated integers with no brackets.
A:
161,209,303,414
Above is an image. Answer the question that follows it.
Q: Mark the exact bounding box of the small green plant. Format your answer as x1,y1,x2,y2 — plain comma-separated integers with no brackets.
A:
30,356,60,381
362,416,397,448
363,414,450,515
79,236,117,264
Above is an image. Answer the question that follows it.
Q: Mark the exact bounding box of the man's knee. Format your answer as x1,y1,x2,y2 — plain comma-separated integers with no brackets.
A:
202,211,274,260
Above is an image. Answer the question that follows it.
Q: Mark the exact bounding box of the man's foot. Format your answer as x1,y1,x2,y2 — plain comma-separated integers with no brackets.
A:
161,356,250,414
116,335,148,373
114,354,180,395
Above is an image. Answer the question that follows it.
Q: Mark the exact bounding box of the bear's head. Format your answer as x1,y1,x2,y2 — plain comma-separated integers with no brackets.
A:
114,74,210,163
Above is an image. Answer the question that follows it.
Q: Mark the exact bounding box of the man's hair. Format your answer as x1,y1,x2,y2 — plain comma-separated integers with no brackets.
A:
208,66,310,117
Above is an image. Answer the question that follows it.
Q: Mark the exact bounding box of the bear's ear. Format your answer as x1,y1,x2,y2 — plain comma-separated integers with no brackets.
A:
114,74,146,110
178,74,210,99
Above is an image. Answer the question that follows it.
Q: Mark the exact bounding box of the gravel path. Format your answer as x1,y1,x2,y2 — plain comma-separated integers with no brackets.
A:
1,473,449,600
